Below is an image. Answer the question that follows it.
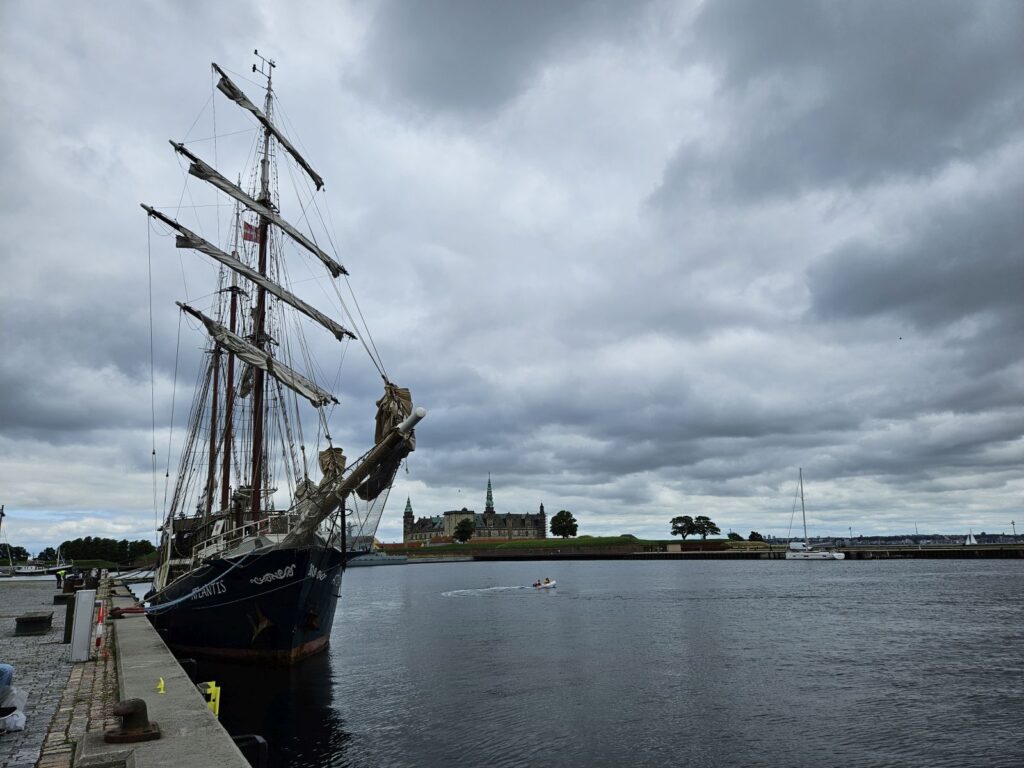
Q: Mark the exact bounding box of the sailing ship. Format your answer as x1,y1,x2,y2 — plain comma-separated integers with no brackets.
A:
785,469,845,561
142,56,425,663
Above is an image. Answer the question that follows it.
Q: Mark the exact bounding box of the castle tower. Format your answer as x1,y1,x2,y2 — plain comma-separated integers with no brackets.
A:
485,474,495,514
539,502,546,538
403,496,414,542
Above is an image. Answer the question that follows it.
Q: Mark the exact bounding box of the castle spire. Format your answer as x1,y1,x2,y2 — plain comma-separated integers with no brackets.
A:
403,496,414,541
485,474,495,514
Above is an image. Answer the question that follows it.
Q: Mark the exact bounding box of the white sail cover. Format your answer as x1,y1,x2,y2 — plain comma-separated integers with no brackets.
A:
141,205,353,340
212,63,325,191
170,143,347,278
177,302,338,407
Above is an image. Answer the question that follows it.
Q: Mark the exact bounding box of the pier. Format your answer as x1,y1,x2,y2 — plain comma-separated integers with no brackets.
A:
0,577,249,768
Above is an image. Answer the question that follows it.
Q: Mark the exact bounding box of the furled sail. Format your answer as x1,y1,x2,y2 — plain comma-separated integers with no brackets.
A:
177,302,338,407
141,205,354,340
169,144,347,278
357,383,416,501
212,63,325,191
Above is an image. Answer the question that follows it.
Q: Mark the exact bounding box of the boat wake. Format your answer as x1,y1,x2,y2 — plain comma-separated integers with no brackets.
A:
441,586,532,597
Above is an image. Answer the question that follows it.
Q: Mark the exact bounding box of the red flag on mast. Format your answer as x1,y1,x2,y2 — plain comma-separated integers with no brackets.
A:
242,221,261,243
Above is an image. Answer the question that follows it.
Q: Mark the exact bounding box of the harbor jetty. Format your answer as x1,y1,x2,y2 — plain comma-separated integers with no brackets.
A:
0,576,249,768
365,538,1024,564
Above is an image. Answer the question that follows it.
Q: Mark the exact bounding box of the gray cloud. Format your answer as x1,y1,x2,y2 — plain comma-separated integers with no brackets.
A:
356,0,644,115
653,0,1024,204
2,0,1022,553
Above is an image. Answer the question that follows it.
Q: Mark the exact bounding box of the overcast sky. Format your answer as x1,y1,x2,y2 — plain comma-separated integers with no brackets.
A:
1,0,1022,554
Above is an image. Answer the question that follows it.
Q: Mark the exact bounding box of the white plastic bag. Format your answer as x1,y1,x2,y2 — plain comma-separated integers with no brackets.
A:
0,685,27,732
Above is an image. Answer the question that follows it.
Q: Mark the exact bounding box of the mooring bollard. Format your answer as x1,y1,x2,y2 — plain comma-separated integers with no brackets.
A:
104,698,161,743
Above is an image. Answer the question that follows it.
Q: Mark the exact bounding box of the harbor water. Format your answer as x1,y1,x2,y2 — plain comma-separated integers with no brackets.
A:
193,559,1024,768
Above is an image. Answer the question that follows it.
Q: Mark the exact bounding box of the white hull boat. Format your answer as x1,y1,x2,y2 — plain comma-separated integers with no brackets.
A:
785,469,845,562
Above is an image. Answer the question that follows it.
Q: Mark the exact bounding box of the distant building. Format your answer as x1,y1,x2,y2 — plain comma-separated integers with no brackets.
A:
403,477,547,544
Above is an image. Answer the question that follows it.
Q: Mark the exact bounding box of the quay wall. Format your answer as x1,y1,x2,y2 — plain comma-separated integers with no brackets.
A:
74,583,250,768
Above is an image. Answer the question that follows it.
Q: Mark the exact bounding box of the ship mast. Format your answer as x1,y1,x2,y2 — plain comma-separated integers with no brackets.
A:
799,467,808,544
249,52,275,522
220,195,244,517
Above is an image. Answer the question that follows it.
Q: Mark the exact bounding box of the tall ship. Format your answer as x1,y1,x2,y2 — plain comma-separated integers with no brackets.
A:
142,55,425,663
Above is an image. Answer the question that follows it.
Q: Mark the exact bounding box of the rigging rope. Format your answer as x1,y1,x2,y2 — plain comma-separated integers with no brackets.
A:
148,223,158,542
162,311,183,518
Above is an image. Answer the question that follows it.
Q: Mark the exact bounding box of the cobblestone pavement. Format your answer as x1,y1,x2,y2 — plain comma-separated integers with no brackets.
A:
0,579,115,768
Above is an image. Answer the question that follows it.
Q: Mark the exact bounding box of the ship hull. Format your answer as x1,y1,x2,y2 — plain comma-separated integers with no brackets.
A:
146,545,344,664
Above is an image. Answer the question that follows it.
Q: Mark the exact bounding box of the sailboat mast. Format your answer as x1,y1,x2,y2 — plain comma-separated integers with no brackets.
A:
249,65,275,522
799,467,808,543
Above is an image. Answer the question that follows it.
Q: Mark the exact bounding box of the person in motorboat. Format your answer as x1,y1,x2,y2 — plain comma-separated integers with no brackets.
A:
543,577,551,584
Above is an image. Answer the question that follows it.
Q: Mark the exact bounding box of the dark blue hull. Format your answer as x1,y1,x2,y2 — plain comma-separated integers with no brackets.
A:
146,546,344,664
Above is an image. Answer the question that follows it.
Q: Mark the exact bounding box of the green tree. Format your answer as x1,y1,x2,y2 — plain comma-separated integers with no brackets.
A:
727,532,743,541
126,540,155,561
550,510,578,538
453,517,475,543
0,543,29,562
38,547,58,561
748,531,764,542
693,516,721,540
670,515,696,539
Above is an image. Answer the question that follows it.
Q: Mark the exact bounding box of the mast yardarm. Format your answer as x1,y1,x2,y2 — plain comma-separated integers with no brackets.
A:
141,205,354,340
176,302,339,408
212,63,325,191
170,143,347,278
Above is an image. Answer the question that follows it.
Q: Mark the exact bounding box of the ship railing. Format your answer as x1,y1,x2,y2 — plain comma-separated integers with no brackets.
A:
188,512,302,568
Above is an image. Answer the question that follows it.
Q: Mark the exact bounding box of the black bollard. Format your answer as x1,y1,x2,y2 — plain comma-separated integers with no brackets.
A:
104,698,161,743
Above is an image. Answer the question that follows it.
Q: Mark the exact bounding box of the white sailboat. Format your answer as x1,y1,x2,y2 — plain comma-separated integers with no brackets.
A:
785,469,845,561
964,531,978,546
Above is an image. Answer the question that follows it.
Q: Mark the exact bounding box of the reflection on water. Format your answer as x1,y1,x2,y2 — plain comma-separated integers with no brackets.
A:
190,560,1024,768
195,652,354,768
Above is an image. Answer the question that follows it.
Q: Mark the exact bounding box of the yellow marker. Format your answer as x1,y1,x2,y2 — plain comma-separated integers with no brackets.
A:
198,680,221,717
156,677,165,694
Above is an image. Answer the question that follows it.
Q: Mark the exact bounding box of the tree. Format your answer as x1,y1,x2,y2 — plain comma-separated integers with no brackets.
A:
38,547,58,561
58,537,157,563
748,531,764,542
0,543,29,562
453,518,475,543
127,540,156,560
550,510,578,538
693,516,721,540
670,515,696,539
727,532,743,541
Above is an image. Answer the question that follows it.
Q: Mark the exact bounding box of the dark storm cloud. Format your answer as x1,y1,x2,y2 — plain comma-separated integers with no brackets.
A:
807,176,1024,333
357,0,643,115
653,0,1024,204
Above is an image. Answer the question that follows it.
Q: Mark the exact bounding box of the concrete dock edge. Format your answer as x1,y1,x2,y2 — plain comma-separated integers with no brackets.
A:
72,586,249,768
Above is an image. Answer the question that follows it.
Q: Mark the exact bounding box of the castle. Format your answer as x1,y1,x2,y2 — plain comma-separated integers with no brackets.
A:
403,477,547,544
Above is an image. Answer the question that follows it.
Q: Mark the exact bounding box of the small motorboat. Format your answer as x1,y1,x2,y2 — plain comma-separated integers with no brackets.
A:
532,580,557,589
